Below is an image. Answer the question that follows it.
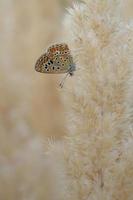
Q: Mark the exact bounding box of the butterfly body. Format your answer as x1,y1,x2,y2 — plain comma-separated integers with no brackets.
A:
35,43,75,76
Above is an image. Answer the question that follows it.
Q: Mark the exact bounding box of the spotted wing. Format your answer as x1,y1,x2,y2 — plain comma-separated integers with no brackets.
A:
48,43,70,57
35,53,50,73
35,43,75,74
35,53,70,74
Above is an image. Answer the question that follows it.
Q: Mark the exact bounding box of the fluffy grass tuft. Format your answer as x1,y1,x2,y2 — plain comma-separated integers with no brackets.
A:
46,1,133,199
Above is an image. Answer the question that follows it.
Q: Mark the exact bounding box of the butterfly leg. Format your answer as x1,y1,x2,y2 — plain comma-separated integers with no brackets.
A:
59,72,70,88
69,71,74,76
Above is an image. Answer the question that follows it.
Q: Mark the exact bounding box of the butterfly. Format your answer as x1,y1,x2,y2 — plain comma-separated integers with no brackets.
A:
35,43,75,87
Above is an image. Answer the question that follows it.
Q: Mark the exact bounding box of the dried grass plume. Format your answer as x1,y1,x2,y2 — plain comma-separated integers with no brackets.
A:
46,0,133,199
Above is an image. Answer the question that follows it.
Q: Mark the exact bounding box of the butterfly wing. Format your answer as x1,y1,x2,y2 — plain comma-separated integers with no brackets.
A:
52,54,75,73
48,43,70,56
35,53,50,73
35,43,75,74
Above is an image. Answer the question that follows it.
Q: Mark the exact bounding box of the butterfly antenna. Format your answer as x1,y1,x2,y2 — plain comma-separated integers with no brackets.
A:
59,72,70,88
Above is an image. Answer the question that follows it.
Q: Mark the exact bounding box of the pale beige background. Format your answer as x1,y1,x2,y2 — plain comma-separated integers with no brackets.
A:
0,0,72,199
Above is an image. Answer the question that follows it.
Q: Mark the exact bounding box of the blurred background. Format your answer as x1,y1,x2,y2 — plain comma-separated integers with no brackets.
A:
0,0,74,199
0,0,132,199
